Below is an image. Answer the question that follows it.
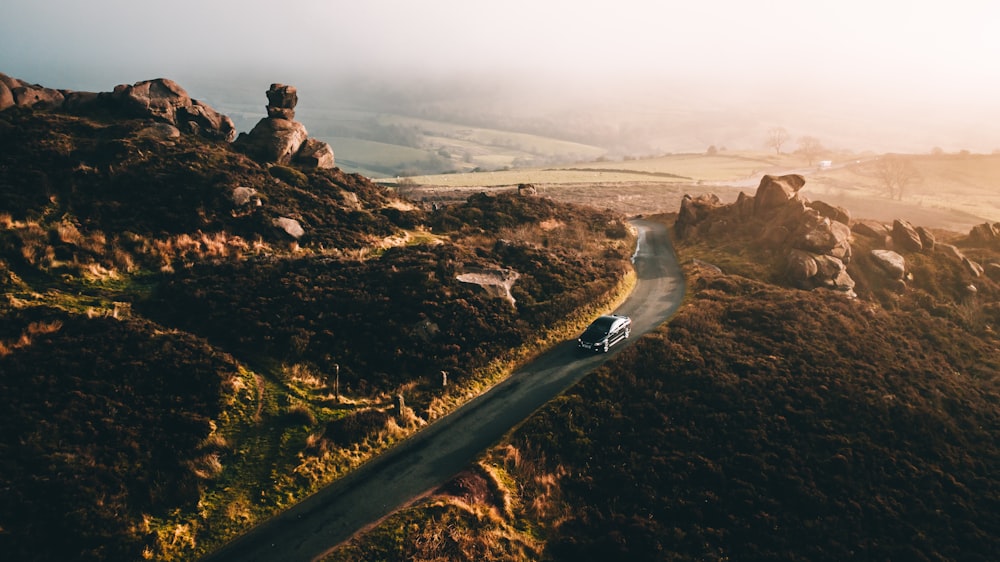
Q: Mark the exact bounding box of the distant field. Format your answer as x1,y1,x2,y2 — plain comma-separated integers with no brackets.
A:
396,151,1000,231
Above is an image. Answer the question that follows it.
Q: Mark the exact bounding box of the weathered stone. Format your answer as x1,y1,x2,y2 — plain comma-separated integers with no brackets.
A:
137,123,181,140
808,200,851,225
110,78,235,141
266,83,298,109
735,191,755,219
794,211,852,261
968,222,1000,245
871,249,906,279
916,226,936,250
267,106,295,120
295,138,335,169
236,118,308,164
517,183,537,196
12,84,64,109
675,193,722,239
0,79,13,111
231,186,259,206
177,100,236,141
273,216,305,239
963,257,984,277
786,249,819,286
891,219,923,252
852,220,889,240
61,90,100,111
936,243,966,262
753,174,805,215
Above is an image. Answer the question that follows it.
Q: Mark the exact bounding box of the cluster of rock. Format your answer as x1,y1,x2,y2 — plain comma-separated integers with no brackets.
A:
0,73,235,141
679,174,858,296
233,84,334,169
676,173,1000,296
1,73,335,170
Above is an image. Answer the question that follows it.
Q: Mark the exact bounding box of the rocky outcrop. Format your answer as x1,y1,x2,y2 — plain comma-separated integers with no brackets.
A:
891,219,924,252
968,222,1000,247
517,183,538,196
111,79,236,141
0,73,236,141
675,193,723,239
235,84,335,169
753,174,805,215
296,138,335,168
238,117,309,165
916,226,936,250
963,258,984,278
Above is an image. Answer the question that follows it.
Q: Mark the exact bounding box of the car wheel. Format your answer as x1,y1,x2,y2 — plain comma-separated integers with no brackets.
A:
625,329,631,338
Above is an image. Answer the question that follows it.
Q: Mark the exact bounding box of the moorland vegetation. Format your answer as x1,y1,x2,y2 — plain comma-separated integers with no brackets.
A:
328,188,1000,560
0,97,633,561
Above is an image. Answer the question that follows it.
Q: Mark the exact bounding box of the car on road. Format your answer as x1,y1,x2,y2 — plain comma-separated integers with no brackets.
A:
577,314,631,353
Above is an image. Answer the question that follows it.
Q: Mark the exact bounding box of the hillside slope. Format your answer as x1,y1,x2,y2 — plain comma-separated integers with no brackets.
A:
0,83,634,561
327,192,1000,561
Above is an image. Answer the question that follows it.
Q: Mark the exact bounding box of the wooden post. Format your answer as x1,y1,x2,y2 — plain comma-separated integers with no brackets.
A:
334,363,340,401
441,370,448,387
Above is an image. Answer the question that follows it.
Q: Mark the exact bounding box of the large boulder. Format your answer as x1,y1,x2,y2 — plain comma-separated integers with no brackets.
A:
792,211,852,261
266,83,298,119
110,78,236,141
785,249,854,295
0,79,13,111
786,249,819,286
808,200,851,225
295,138,335,169
870,250,906,280
968,222,1000,245
916,226,936,250
675,193,722,239
891,219,923,252
12,83,65,109
852,220,889,240
753,174,806,215
236,118,308,164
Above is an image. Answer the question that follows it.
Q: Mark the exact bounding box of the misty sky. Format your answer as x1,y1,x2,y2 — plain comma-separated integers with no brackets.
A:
3,0,999,152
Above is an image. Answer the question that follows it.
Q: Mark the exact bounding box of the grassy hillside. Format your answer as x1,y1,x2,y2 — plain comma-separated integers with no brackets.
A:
327,210,1000,561
0,105,633,561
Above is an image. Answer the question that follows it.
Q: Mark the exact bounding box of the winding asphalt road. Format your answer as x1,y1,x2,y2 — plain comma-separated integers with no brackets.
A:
201,218,685,562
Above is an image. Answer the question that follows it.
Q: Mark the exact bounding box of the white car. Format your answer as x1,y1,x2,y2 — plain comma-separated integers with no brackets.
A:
577,314,631,353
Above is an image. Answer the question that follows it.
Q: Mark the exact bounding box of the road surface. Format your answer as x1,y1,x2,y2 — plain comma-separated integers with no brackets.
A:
201,218,686,562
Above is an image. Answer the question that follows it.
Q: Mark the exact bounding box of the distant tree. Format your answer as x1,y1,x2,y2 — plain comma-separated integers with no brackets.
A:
796,136,824,166
930,146,945,156
706,145,718,156
869,155,922,200
766,127,789,155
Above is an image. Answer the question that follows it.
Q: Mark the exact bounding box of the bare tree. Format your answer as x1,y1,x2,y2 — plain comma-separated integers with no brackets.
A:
869,155,922,200
797,136,824,166
766,127,789,155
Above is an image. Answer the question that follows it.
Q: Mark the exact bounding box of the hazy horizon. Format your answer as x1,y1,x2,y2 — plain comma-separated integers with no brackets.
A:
3,0,1000,154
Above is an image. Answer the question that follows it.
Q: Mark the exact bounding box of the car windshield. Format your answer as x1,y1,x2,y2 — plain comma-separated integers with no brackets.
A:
583,317,616,337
